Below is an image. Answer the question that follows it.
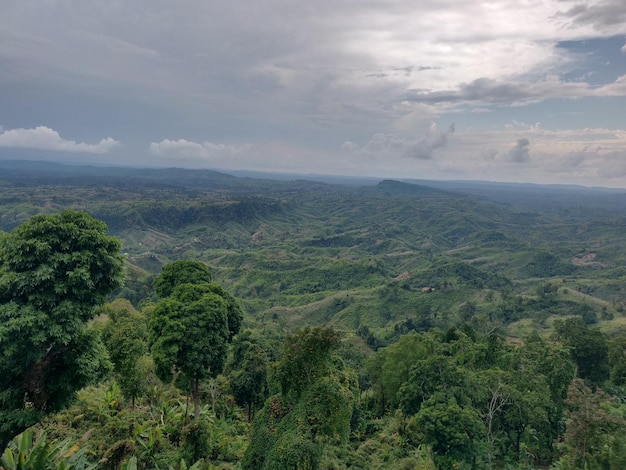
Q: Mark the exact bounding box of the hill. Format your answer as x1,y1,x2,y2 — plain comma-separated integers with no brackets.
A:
1,160,625,341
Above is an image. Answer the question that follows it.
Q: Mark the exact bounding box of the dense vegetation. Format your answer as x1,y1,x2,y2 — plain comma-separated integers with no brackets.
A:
2,160,626,468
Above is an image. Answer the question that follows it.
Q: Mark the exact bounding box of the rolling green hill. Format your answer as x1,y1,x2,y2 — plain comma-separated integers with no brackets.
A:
5,160,626,468
1,160,625,340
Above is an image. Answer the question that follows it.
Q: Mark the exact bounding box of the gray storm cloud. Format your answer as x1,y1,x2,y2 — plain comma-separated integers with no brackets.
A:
2,1,626,187
559,0,626,30
403,77,601,107
508,138,531,163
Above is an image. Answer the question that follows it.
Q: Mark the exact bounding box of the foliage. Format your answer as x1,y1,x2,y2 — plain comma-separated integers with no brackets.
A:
558,378,626,469
243,327,358,470
553,316,610,386
276,327,340,398
228,337,269,422
1,429,97,470
0,210,123,449
99,299,153,406
524,251,575,277
608,336,626,386
149,261,242,418
0,210,123,312
412,393,485,468
5,165,626,467
152,260,213,298
179,420,212,466
367,328,578,468
366,332,425,412
31,375,248,469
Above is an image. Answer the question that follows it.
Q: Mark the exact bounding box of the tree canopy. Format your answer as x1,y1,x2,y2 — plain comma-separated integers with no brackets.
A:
0,210,124,449
244,327,358,470
148,260,243,418
99,299,152,407
152,260,213,298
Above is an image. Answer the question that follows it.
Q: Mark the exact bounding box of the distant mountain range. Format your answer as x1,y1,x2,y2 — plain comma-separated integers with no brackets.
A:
2,158,624,210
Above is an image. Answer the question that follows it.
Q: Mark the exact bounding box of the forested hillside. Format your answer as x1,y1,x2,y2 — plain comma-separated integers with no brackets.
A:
2,160,626,468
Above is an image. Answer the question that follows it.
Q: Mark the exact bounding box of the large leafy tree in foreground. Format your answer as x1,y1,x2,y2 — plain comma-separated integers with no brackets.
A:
0,210,124,449
148,260,243,419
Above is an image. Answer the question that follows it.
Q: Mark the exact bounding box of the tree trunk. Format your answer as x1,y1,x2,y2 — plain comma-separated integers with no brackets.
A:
184,394,189,426
192,378,200,420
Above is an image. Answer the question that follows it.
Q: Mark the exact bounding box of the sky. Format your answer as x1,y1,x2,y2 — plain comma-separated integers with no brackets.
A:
1,0,626,187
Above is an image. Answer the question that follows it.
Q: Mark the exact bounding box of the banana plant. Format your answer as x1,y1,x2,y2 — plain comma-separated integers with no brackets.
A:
176,458,203,470
118,456,202,470
119,456,137,470
0,429,97,470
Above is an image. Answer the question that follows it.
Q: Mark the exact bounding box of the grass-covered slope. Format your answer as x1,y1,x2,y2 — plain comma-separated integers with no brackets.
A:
1,160,626,339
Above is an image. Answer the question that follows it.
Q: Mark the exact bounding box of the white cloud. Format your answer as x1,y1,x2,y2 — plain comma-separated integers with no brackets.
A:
596,74,626,95
149,139,247,158
343,123,455,160
2,1,626,187
429,126,626,185
507,138,531,163
0,126,119,153
341,141,359,152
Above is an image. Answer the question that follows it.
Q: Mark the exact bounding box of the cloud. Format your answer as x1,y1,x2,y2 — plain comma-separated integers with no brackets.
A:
557,0,626,31
427,125,626,187
2,1,626,187
2,0,620,127
0,126,119,153
404,75,626,108
341,141,359,152
598,74,626,95
507,138,531,163
149,139,247,158
343,123,455,160
596,151,626,178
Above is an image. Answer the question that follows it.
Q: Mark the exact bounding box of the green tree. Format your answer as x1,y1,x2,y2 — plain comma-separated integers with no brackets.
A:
276,327,341,398
243,327,358,470
148,261,242,419
100,299,152,408
513,333,575,464
368,328,576,467
559,378,626,469
152,260,213,298
412,392,485,469
554,316,609,386
0,210,124,449
366,332,426,414
229,335,269,422
397,333,468,416
608,336,626,386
